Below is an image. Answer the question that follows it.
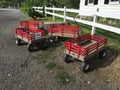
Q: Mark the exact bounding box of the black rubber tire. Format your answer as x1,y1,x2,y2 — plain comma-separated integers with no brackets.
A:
28,44,37,52
80,62,90,73
41,41,49,49
63,54,73,63
54,36,59,42
99,50,106,58
16,38,21,46
48,36,55,43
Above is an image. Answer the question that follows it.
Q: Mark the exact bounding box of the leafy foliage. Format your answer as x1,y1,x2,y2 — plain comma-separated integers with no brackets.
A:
0,0,80,9
28,8,44,18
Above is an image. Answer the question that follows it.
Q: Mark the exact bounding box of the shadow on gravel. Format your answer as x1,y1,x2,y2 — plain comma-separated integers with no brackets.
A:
87,47,118,72
19,42,28,46
30,37,69,52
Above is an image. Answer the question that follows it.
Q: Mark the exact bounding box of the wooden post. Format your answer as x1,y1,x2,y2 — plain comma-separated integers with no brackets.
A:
64,6,66,22
91,8,99,35
53,6,55,21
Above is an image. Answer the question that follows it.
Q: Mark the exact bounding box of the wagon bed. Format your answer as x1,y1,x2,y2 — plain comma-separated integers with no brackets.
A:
48,24,80,38
19,20,44,30
15,28,44,44
64,33,107,61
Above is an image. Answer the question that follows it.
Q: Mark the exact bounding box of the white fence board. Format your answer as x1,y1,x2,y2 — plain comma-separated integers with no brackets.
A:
52,8,64,11
66,9,79,13
46,7,64,11
33,6,43,9
45,7,53,10
66,16,120,34
96,12,120,19
36,10,43,13
94,22,120,34
46,12,64,18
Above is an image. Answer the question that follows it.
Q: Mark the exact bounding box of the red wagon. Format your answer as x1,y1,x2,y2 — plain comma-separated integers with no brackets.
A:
15,21,74,51
19,20,44,29
15,21,48,52
48,24,80,43
64,33,107,72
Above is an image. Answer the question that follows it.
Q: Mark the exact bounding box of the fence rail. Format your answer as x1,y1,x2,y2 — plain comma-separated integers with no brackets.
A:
33,6,43,13
33,6,120,35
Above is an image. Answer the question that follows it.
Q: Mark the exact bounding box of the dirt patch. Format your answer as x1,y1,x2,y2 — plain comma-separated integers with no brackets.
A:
91,49,120,83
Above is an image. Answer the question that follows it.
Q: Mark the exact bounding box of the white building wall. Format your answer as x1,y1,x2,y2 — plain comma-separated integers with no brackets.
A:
79,0,120,13
98,0,104,5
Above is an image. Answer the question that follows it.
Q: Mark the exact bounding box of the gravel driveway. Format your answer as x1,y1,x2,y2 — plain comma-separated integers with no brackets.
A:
0,8,119,90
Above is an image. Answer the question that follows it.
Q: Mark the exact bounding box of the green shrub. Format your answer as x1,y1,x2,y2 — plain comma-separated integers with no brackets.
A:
28,8,44,18
21,7,29,15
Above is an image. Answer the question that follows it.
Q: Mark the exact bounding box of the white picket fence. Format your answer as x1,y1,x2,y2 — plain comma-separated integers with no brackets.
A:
33,6,120,35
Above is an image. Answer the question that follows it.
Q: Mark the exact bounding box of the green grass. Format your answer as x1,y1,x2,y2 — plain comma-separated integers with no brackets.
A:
45,62,63,70
98,17,120,28
45,61,71,84
20,7,29,16
56,70,71,84
96,28,120,52
37,48,56,64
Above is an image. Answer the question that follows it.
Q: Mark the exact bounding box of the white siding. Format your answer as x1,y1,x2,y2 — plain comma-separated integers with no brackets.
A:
80,0,85,7
80,0,120,13
80,5,120,13
99,5,120,12
98,0,104,5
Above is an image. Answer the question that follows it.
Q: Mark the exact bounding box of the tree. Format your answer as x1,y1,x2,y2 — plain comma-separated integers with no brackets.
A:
20,0,80,9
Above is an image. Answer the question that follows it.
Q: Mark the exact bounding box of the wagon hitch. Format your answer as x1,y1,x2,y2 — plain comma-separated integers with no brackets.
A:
20,53,31,68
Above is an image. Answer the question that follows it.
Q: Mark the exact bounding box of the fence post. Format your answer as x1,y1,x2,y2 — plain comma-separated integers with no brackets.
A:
45,5,47,17
42,5,44,15
64,6,66,22
34,8,36,11
91,8,99,35
53,6,55,21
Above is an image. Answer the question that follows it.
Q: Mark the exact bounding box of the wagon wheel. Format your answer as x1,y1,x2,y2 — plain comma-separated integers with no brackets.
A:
63,54,73,63
48,36,55,43
41,41,49,49
54,36,59,42
16,38,21,46
99,50,106,58
28,44,37,52
80,62,90,73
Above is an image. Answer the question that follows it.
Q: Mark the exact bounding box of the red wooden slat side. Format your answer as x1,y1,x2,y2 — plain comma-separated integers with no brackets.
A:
48,25,80,36
69,33,91,43
19,20,44,31
15,28,34,41
65,33,107,56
